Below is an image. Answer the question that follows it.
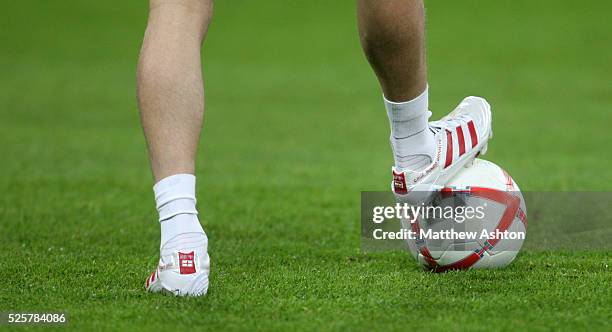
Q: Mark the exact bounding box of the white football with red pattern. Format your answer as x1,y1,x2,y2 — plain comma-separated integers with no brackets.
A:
404,158,528,271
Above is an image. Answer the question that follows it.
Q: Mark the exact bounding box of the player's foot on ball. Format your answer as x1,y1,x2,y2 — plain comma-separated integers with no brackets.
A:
392,96,492,200
145,234,210,297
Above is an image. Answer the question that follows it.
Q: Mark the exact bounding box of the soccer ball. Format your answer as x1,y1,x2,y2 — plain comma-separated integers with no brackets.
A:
403,159,527,271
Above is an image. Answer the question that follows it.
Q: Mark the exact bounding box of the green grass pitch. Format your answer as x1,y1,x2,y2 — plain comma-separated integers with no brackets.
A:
1,0,610,330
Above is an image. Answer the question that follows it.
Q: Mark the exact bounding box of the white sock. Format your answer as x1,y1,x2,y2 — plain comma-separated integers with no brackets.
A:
384,86,435,172
153,174,207,255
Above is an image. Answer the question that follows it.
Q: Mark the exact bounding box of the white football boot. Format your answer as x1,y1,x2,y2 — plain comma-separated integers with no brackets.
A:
145,234,210,297
392,96,492,202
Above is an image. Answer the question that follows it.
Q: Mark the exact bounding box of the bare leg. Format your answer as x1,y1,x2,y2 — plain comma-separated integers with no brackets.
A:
137,0,213,182
358,0,434,172
357,0,426,102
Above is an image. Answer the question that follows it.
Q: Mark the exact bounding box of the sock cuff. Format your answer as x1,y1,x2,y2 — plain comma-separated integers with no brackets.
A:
153,174,198,222
153,173,196,195
384,85,429,122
